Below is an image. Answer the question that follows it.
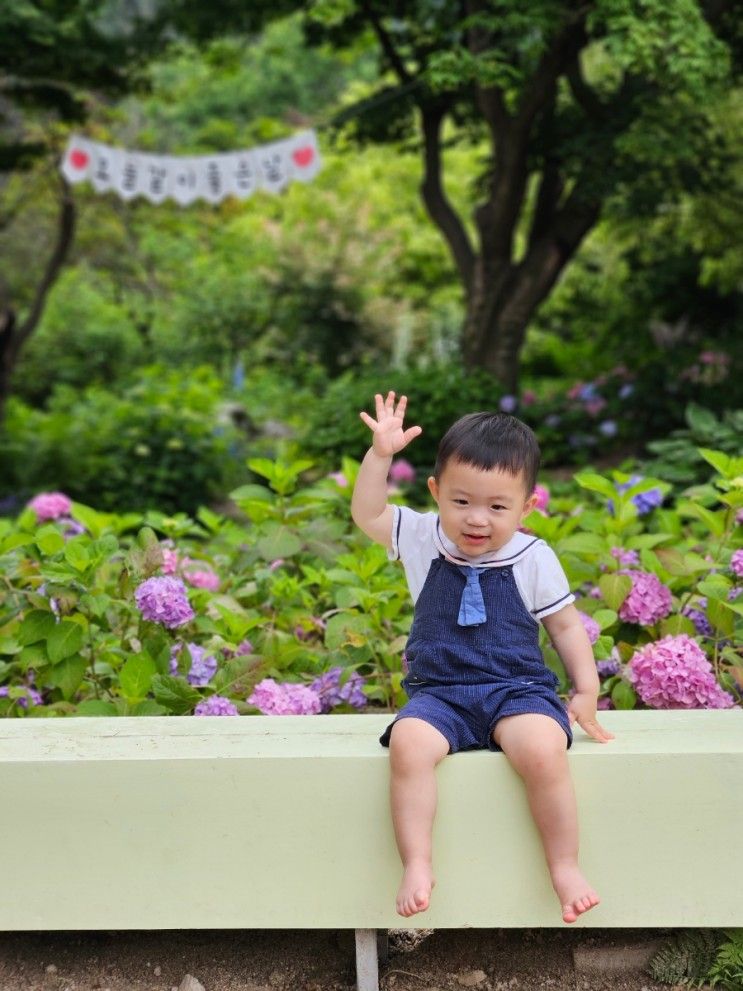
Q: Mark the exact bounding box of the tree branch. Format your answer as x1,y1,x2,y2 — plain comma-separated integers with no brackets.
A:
518,12,589,133
566,56,606,121
15,175,76,353
419,105,475,292
465,0,510,138
360,0,413,86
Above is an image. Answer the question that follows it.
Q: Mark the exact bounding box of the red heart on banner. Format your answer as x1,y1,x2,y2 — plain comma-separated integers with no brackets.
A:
292,147,314,168
69,149,90,169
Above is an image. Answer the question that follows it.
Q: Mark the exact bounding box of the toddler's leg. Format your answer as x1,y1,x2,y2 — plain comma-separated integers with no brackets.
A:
388,717,450,917
493,713,599,924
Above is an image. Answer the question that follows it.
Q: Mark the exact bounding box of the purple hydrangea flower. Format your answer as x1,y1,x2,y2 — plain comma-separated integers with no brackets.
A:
731,549,743,578
310,666,367,712
627,635,735,709
27,491,72,522
0,685,43,707
135,576,195,628
499,395,518,412
614,475,663,515
248,678,322,715
170,643,218,686
682,602,713,638
194,695,239,716
596,657,621,678
618,571,673,626
611,546,640,567
59,516,85,539
598,420,618,437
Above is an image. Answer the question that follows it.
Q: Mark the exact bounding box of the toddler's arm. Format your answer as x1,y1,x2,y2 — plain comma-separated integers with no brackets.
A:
351,391,422,549
542,604,615,743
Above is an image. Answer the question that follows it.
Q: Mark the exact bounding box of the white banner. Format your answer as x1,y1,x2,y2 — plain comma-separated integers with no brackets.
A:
60,130,321,205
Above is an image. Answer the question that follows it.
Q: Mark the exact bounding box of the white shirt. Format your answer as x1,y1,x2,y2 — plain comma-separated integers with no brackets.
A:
388,505,575,622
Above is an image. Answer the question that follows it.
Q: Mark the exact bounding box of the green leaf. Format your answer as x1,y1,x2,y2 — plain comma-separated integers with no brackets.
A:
660,615,697,637
558,533,608,555
18,609,57,645
48,653,86,699
593,609,618,631
47,620,84,663
324,612,372,650
151,674,202,714
35,526,65,555
119,653,157,702
573,473,617,500
64,539,90,571
256,525,302,560
69,503,104,539
130,699,169,716
598,574,632,611
697,448,735,479
75,700,119,717
697,579,732,601
611,681,637,710
707,598,735,638
1,532,35,553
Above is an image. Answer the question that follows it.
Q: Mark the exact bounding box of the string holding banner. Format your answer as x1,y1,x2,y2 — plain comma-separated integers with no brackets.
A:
60,130,322,205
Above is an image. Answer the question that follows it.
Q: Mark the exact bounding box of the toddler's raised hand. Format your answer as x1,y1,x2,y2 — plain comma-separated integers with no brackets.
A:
360,391,422,459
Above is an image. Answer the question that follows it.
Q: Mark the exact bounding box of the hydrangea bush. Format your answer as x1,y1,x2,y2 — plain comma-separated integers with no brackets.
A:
0,447,740,718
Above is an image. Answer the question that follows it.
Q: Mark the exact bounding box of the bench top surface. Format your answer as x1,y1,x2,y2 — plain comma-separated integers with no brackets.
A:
0,709,740,761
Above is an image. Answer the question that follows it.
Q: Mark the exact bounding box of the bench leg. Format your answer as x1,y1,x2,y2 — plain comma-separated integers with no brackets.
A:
355,928,381,991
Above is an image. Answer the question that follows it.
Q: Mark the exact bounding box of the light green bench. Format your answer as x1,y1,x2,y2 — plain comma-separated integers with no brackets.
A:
0,710,741,991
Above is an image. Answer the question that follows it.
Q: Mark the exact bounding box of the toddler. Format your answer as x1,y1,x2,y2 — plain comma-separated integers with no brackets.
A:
351,391,614,924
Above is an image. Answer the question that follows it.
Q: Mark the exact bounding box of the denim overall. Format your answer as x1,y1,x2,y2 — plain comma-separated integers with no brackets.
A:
380,555,572,753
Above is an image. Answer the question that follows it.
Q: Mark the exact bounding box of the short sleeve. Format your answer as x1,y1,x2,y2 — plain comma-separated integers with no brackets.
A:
387,505,438,603
514,541,575,622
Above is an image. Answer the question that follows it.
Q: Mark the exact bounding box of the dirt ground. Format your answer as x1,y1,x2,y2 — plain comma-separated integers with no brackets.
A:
0,927,685,991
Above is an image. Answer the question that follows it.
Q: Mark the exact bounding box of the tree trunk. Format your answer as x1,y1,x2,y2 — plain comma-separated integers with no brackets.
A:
0,177,76,425
461,192,601,389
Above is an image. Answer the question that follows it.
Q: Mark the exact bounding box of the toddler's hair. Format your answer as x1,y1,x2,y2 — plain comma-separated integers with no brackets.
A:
433,412,540,494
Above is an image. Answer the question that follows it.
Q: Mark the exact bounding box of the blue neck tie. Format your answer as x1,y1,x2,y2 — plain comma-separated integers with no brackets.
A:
457,566,486,626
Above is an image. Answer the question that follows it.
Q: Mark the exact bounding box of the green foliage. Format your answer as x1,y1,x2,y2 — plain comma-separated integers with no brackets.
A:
298,363,508,479
12,267,145,405
708,929,743,990
642,405,743,485
0,448,740,718
0,365,249,514
648,929,722,986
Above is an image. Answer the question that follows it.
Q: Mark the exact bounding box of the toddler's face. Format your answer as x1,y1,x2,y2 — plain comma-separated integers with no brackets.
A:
427,459,537,557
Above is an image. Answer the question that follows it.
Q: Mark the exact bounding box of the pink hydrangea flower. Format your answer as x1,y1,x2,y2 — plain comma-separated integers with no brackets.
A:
135,576,195,628
532,484,549,512
389,458,416,484
578,611,601,645
627,635,735,709
248,678,322,715
328,471,348,488
161,547,180,575
618,571,672,626
730,549,743,578
28,492,72,522
184,568,220,591
194,695,239,716
611,547,640,567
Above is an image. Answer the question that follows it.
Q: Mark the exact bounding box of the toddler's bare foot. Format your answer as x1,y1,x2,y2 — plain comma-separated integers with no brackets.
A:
550,862,600,924
396,860,435,917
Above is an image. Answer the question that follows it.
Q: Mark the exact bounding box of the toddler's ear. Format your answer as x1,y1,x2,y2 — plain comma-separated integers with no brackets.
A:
522,491,539,517
427,476,439,503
